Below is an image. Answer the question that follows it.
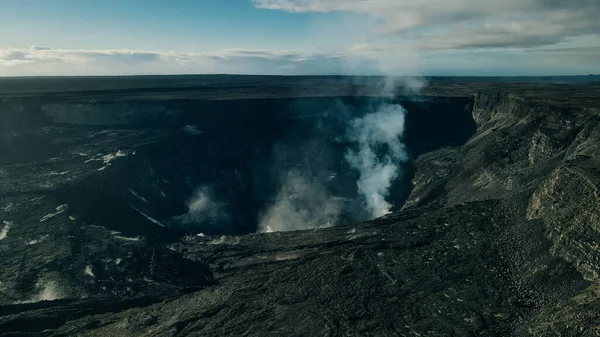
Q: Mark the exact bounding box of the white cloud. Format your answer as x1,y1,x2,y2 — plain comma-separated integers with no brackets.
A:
253,0,600,50
0,47,355,76
1,1,598,75
1,42,599,76
29,45,52,51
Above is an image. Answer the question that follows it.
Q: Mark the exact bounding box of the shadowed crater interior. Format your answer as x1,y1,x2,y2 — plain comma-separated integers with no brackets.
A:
52,96,475,241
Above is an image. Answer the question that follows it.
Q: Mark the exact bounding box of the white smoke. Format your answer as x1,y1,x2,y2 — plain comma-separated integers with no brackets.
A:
174,186,227,226
380,76,427,97
34,281,63,301
0,221,10,240
259,169,341,232
16,280,65,304
345,103,409,218
258,98,411,233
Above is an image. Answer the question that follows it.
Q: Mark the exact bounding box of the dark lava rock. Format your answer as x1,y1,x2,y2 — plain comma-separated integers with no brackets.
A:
1,77,600,336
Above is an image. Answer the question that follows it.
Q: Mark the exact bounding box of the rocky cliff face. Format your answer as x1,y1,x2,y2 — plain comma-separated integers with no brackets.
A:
402,91,600,335
1,82,600,336
406,92,600,285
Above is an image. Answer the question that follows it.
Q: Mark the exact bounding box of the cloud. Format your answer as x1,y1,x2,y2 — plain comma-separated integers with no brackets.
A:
0,47,352,76
1,43,599,76
1,1,598,76
420,46,600,76
29,45,51,51
253,0,600,50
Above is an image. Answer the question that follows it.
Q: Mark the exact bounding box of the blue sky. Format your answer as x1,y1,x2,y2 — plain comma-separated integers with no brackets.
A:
1,0,599,76
0,0,316,51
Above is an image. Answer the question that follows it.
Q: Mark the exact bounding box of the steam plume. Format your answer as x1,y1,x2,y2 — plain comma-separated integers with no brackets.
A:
259,169,341,232
345,103,409,218
174,186,228,226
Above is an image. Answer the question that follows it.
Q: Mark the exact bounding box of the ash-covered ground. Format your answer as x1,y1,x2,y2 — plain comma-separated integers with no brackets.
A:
1,76,600,336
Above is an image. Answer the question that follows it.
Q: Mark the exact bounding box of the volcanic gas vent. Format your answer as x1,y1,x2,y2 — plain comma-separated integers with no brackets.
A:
55,96,475,238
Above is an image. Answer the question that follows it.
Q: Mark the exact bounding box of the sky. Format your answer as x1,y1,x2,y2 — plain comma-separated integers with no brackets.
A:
1,0,599,76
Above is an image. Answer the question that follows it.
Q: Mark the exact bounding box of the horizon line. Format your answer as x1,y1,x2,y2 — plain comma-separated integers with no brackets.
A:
1,73,599,79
